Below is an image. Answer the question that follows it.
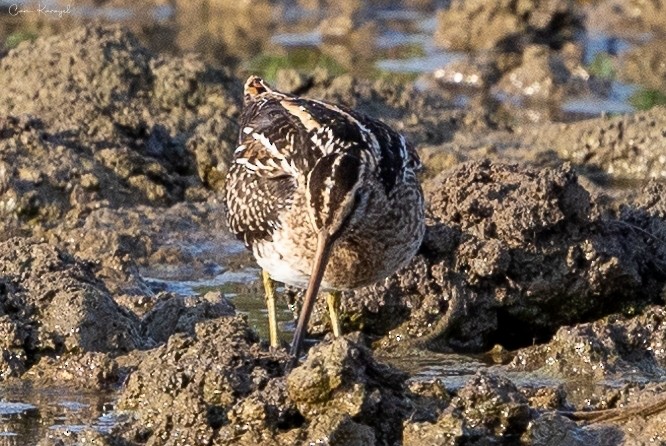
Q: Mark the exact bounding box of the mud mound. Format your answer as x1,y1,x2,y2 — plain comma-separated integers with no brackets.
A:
435,0,583,51
141,291,235,344
404,372,531,445
341,161,665,352
0,237,141,380
114,329,412,445
419,105,666,183
116,317,289,445
1,25,151,124
0,25,239,235
522,107,666,180
511,305,666,380
286,337,407,445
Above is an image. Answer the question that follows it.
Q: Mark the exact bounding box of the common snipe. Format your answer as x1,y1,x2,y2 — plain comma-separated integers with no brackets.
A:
224,76,425,358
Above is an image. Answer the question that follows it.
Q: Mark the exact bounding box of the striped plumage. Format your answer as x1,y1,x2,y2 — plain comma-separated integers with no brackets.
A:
224,76,425,358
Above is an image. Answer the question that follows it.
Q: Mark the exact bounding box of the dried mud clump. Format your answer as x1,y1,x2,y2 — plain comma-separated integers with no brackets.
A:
286,337,408,445
349,161,665,352
140,291,235,344
0,237,141,381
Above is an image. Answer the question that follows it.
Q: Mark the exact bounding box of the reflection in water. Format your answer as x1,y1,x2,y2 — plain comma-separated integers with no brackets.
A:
143,268,296,342
0,388,115,445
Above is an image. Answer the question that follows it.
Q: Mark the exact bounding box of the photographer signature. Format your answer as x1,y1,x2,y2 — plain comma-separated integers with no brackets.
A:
9,3,73,18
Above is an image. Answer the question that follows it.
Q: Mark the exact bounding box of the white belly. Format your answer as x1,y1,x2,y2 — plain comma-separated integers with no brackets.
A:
254,245,311,288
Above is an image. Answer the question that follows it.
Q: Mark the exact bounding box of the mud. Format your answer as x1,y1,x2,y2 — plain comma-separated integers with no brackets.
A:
510,305,666,381
335,162,666,353
0,18,664,446
0,25,239,229
518,109,666,181
0,237,141,381
435,0,583,52
620,38,666,93
116,316,289,445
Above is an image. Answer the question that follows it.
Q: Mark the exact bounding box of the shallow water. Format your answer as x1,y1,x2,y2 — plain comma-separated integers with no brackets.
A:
144,267,296,341
0,388,116,445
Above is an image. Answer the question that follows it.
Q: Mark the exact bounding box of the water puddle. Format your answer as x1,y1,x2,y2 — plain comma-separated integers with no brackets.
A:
382,351,492,389
143,266,296,342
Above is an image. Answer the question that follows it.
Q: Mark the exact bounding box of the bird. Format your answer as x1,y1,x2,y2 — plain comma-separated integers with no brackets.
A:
224,76,426,359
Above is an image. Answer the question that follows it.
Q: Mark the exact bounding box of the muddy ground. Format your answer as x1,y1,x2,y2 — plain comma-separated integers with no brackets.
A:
1,3,666,445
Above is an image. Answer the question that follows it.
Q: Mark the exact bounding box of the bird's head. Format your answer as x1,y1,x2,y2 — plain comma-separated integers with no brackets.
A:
244,76,273,104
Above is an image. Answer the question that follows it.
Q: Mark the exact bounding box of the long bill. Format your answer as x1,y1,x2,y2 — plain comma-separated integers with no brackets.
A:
290,230,333,358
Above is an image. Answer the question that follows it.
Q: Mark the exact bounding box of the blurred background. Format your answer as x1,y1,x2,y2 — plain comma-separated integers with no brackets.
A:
1,0,665,123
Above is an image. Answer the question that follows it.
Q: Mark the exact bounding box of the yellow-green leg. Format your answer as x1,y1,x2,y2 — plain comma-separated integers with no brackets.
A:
326,291,342,337
262,270,280,348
